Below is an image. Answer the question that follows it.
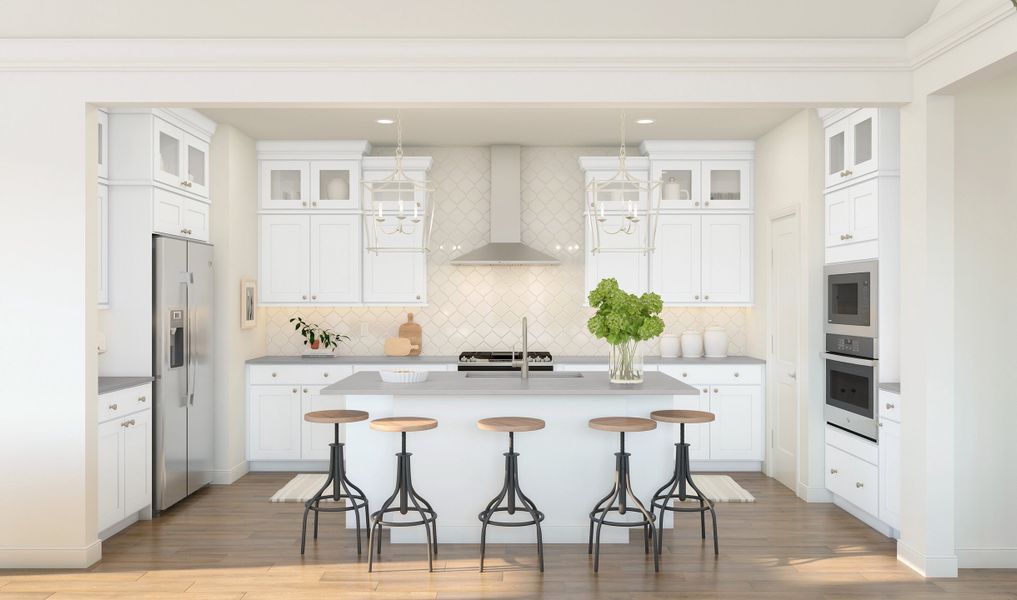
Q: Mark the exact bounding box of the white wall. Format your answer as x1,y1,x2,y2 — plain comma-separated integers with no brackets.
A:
210,125,265,484
952,67,1017,568
749,110,827,501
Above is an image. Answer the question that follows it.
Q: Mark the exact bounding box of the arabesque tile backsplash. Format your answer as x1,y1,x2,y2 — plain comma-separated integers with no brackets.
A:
265,146,749,357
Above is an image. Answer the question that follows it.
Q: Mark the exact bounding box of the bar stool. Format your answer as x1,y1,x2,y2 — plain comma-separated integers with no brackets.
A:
367,416,439,572
476,417,546,573
587,416,660,573
300,410,371,556
649,410,719,557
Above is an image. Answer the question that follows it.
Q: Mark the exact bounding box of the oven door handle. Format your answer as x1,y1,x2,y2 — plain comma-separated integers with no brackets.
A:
822,352,878,367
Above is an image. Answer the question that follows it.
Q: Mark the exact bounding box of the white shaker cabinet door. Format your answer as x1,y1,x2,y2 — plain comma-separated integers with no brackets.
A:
97,183,109,306
301,385,348,461
97,419,124,531
878,418,901,531
701,214,752,304
672,386,712,461
123,409,152,515
651,214,701,303
310,214,361,304
260,215,310,304
153,117,186,191
709,385,763,460
363,250,426,305
183,133,210,200
249,386,303,460
585,219,649,298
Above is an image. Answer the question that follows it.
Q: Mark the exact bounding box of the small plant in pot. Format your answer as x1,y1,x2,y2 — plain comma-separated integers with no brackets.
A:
587,278,664,384
290,317,350,353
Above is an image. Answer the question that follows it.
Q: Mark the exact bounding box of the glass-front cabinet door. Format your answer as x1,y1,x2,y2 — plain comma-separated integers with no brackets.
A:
849,108,878,181
97,109,109,181
153,118,185,190
701,161,751,210
311,160,360,210
825,117,849,188
652,160,701,210
184,134,210,199
260,160,310,210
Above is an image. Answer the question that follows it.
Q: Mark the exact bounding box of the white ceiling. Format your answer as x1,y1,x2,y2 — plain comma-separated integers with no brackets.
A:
198,107,803,146
2,0,939,39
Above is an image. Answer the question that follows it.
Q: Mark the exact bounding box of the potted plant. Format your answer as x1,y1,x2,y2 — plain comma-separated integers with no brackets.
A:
289,317,351,353
587,278,664,384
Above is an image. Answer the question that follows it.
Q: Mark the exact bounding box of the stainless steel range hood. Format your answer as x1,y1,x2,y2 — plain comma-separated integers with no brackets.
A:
451,145,560,266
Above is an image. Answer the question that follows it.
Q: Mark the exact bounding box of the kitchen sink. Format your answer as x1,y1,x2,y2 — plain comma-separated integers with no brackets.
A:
464,372,584,378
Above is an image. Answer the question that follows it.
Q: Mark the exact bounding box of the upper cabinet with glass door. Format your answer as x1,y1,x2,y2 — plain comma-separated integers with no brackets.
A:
153,116,210,201
702,161,752,210
256,141,370,211
641,141,754,212
97,109,109,181
823,108,899,190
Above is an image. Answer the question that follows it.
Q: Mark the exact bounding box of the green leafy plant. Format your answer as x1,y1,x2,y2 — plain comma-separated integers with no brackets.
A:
289,316,350,351
587,278,665,344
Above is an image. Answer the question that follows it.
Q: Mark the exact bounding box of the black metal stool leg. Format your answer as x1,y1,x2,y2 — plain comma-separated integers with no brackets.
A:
300,423,369,556
651,423,720,557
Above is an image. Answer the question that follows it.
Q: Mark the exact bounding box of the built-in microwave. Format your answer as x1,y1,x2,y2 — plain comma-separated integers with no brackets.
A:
825,260,878,339
823,334,878,442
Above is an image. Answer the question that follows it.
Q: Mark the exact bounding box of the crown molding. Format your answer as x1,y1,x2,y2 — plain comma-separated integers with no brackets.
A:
906,0,1016,69
0,38,909,73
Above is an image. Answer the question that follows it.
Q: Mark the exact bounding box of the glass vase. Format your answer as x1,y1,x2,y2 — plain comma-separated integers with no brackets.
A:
609,340,644,384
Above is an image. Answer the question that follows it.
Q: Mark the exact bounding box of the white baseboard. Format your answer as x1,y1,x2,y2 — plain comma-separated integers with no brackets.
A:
212,460,250,484
898,539,959,578
831,495,896,538
689,460,762,472
0,539,101,569
957,547,1017,569
249,460,329,472
798,483,834,503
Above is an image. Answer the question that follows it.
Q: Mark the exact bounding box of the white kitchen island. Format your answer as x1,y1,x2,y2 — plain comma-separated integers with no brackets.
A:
321,370,699,544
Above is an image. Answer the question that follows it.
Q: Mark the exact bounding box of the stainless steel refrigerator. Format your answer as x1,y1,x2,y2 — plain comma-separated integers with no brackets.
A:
153,235,214,513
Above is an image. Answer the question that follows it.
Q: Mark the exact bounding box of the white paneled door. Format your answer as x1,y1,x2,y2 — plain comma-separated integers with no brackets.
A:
651,215,701,303
709,385,763,460
769,211,800,491
260,215,310,303
249,386,302,460
309,215,361,304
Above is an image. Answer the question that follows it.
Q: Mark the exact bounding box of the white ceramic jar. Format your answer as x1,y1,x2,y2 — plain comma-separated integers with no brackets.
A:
680,330,704,358
659,334,680,358
704,326,729,358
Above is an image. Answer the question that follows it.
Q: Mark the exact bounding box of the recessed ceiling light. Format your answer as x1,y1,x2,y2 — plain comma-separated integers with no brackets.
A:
376,118,395,125
635,118,655,125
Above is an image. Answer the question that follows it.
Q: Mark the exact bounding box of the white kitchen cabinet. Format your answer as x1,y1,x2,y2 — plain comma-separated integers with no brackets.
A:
651,214,701,303
708,385,763,460
312,160,361,210
825,441,879,516
152,187,210,242
651,160,701,210
672,385,712,460
310,214,361,303
579,156,651,211
301,385,345,461
260,160,311,210
97,418,124,531
122,408,152,515
249,385,303,460
97,183,109,307
259,214,311,303
153,117,210,200
585,218,649,298
824,108,899,190
363,246,427,305
257,142,370,211
878,418,901,531
97,109,109,181
702,161,752,210
825,178,877,249
701,214,752,304
183,133,210,199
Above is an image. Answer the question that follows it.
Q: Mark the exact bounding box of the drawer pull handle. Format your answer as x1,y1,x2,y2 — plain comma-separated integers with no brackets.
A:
303,388,308,394
138,396,146,403
272,372,277,378
855,482,864,488
734,372,739,377
681,372,688,377
885,403,895,410
323,373,329,378
830,468,838,475
109,403,118,410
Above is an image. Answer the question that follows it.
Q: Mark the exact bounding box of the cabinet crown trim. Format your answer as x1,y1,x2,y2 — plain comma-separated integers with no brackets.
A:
257,140,372,158
109,107,216,138
640,140,755,157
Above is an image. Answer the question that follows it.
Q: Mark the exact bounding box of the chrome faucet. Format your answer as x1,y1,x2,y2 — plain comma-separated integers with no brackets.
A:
513,316,529,379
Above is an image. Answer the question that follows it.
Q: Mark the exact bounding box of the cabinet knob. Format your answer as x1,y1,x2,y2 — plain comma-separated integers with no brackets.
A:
830,468,838,474
109,403,118,410
714,388,719,393
845,169,853,176
702,388,708,393
694,295,700,300
292,388,298,393
302,295,308,300
323,372,329,378
694,201,700,207
681,372,687,377
138,396,146,403
302,201,308,207
303,388,308,393
846,234,853,240
856,482,864,488
271,372,277,378
886,402,895,410
734,372,739,377
311,295,317,300
878,421,883,428
416,295,421,300
181,229,187,234
311,202,317,207
704,295,710,300
704,201,710,207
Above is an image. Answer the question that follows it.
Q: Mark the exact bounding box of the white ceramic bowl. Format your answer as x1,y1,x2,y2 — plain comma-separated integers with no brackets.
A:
379,370,429,384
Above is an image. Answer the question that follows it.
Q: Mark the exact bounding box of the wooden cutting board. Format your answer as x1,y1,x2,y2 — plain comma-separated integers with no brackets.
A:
398,313,422,356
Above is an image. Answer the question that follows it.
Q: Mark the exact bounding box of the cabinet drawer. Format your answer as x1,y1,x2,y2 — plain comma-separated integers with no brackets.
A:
825,443,878,516
658,364,762,385
249,364,353,385
879,388,901,423
99,384,153,423
825,424,878,465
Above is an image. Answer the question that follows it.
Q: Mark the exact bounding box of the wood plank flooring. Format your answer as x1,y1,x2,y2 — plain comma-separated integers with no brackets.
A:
2,472,1014,599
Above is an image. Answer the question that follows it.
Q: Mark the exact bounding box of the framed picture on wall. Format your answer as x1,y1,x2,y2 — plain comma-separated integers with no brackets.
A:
241,280,257,329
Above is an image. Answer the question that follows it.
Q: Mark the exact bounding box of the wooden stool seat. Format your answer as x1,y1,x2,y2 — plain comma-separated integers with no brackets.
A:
304,409,370,424
650,409,716,424
588,416,657,433
477,416,545,433
370,416,438,433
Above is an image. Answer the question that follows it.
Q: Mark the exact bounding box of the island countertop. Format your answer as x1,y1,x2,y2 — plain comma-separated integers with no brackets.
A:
320,370,699,396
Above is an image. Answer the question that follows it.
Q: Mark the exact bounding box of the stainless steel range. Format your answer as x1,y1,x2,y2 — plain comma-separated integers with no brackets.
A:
457,351,554,372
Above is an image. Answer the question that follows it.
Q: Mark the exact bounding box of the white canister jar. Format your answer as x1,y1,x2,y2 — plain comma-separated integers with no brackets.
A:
326,176,350,200
659,334,680,358
704,326,729,358
680,330,704,359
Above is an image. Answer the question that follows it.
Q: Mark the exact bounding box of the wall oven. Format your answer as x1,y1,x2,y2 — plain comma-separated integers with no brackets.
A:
825,260,878,339
823,334,878,441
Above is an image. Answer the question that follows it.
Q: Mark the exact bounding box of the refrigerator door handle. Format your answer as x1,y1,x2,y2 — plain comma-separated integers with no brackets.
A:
187,295,195,406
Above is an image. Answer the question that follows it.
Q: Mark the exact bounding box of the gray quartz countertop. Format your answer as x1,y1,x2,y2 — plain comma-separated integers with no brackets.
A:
247,355,764,366
321,370,699,397
98,376,154,395
879,382,901,394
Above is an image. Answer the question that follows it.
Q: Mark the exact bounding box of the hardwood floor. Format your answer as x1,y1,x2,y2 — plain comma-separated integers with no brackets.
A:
2,472,1014,599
